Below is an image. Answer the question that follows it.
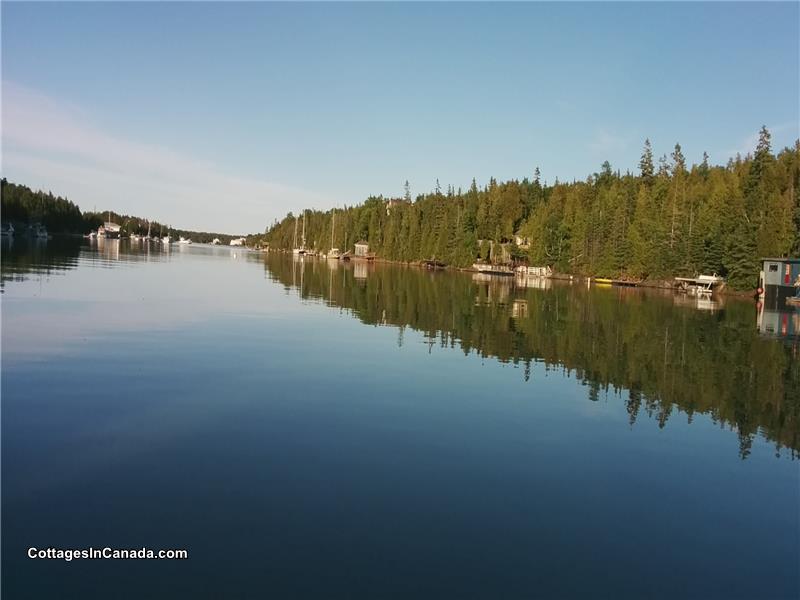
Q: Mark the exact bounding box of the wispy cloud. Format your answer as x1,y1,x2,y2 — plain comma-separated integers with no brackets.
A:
1,81,329,233
724,122,800,158
586,128,629,156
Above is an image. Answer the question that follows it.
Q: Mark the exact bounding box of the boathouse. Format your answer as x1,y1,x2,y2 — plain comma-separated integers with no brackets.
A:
354,241,369,257
760,257,800,309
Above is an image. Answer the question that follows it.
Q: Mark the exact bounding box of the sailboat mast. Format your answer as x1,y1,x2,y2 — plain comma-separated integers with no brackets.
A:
301,211,306,248
330,211,335,249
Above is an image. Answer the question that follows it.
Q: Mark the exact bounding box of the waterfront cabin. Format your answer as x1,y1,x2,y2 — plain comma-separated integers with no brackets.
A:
760,257,800,309
354,241,369,257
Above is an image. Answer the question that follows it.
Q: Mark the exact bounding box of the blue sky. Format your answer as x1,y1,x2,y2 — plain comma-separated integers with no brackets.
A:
2,2,798,233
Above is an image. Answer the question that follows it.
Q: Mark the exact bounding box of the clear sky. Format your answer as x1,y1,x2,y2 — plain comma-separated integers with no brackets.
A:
2,2,798,234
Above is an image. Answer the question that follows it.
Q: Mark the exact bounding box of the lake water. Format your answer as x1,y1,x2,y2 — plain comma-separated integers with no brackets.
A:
2,237,798,599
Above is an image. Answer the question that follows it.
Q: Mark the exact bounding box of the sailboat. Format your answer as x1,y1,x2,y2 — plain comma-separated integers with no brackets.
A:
327,210,340,259
292,214,305,255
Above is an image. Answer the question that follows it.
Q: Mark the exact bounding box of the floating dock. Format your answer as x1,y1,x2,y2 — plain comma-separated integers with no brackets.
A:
472,263,514,276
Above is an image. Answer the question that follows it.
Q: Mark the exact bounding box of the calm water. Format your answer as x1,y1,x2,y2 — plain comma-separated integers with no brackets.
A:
2,238,799,599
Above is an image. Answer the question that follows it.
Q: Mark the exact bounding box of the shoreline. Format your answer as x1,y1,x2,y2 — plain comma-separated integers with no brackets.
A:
268,249,758,299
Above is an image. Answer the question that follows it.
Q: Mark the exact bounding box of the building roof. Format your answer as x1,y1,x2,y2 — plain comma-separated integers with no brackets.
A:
762,257,800,263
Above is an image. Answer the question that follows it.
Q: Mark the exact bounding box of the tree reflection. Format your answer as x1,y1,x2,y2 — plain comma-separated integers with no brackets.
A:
264,253,800,459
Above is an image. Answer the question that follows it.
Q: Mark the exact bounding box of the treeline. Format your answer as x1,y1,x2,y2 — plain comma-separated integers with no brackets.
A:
265,127,800,289
1,178,85,233
262,254,800,459
0,179,244,243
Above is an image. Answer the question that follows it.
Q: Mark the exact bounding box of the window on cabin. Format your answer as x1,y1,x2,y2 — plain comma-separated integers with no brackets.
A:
768,264,779,272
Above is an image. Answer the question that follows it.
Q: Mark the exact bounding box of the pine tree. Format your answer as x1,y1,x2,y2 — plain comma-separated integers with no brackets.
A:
639,139,654,184
699,152,710,179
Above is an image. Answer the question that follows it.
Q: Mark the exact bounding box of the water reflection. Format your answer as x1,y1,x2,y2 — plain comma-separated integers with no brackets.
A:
1,236,81,291
758,303,800,339
262,253,800,458
1,237,178,290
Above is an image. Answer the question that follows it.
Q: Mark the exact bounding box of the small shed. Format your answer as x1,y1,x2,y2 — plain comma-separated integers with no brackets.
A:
760,257,800,309
354,241,369,257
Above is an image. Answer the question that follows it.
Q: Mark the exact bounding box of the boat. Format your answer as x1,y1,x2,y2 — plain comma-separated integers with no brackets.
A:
1,223,14,237
594,277,613,285
102,222,121,238
327,210,341,259
229,237,246,246
85,230,97,239
100,212,121,239
178,237,192,245
674,274,725,295
130,233,141,241
212,238,221,245
292,211,308,255
424,259,446,269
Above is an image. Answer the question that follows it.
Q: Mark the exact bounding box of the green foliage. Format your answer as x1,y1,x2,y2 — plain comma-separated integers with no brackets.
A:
266,129,799,289
1,178,84,233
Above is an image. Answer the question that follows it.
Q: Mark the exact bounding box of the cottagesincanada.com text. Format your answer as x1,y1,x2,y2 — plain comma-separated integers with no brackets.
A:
28,547,188,561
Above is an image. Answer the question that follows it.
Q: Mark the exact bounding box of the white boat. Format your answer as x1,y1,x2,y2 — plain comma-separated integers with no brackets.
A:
674,274,725,295
211,238,221,245
162,235,171,244
292,213,307,255
229,237,246,246
328,210,340,259
130,233,141,241
178,237,192,245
